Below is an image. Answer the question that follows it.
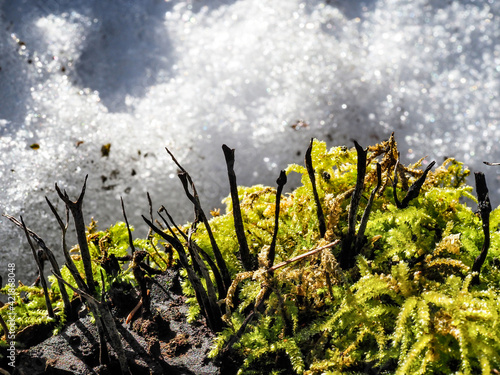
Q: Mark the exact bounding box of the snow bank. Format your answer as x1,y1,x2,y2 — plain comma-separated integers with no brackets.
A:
1,0,500,280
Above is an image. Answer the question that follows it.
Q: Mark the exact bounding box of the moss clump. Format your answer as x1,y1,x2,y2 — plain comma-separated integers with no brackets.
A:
192,136,500,374
3,135,500,374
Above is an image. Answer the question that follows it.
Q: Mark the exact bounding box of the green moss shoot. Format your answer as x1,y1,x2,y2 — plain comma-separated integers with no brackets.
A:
2,136,500,374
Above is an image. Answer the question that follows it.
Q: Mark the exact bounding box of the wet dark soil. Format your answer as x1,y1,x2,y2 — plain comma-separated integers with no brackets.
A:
5,268,224,375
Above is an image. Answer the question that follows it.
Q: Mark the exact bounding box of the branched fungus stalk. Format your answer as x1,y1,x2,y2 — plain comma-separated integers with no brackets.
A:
3,136,500,375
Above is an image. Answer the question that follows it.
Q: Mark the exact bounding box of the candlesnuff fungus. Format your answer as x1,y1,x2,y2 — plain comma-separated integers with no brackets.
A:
55,175,97,295
53,177,130,374
393,158,436,209
267,170,287,268
471,171,492,285
4,214,70,318
354,162,382,252
165,146,232,296
305,138,326,238
223,144,257,272
205,137,500,374
20,216,55,319
338,140,367,269
3,135,500,375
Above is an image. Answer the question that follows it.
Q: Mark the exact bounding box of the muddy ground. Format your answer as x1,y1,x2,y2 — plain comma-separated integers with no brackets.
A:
2,268,233,375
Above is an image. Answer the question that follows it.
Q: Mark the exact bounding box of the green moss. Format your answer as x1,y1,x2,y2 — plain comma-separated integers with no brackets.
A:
198,137,500,374
3,136,500,374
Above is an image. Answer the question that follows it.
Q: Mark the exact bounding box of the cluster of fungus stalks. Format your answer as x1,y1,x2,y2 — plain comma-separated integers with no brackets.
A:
2,135,495,374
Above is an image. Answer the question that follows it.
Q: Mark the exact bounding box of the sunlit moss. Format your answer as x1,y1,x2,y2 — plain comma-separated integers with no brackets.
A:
2,137,500,374
200,137,500,374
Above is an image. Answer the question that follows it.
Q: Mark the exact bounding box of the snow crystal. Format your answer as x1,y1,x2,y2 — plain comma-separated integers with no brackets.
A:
2,0,500,280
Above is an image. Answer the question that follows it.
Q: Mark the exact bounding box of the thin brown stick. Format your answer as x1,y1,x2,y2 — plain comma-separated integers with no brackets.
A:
126,297,144,325
267,240,340,273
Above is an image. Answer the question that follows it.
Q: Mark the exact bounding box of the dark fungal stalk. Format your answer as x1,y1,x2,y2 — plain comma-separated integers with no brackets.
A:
120,197,136,254
183,217,219,308
400,160,436,208
4,213,73,319
45,197,87,292
355,162,382,252
131,250,152,318
159,206,187,240
146,192,154,239
157,209,199,275
187,225,221,324
121,197,158,318
392,155,402,208
267,170,287,269
393,157,436,209
339,140,367,269
48,182,129,373
160,205,226,300
165,146,232,296
305,138,326,238
19,216,55,319
222,144,257,271
143,215,223,332
55,175,97,295
0,310,8,341
471,172,492,285
98,269,111,366
146,194,172,267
